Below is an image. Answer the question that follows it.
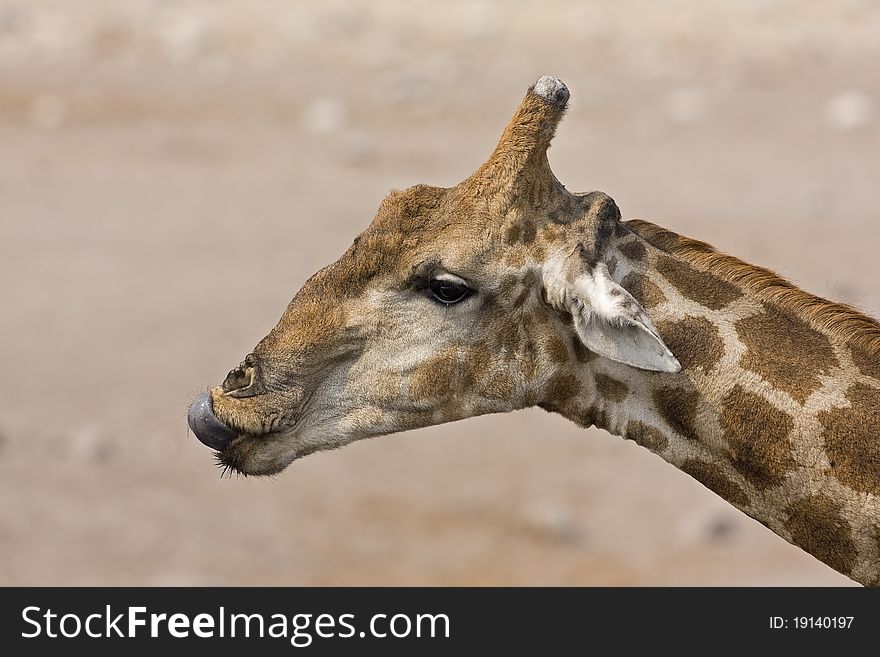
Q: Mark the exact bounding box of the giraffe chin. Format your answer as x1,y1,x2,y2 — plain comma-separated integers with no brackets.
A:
214,429,312,477
186,393,291,476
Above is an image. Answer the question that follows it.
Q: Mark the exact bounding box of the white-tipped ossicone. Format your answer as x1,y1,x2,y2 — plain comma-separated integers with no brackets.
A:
533,75,570,106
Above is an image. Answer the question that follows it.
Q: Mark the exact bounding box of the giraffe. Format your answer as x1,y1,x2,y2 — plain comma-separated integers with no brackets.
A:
188,76,880,585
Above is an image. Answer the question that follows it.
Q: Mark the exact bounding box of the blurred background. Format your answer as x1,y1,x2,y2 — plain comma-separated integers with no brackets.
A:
1,0,877,585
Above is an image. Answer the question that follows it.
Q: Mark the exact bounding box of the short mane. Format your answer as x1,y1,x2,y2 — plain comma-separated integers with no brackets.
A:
626,219,880,357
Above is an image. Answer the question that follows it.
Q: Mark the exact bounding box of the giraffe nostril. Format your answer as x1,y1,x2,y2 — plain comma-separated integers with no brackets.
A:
221,360,260,396
222,367,250,392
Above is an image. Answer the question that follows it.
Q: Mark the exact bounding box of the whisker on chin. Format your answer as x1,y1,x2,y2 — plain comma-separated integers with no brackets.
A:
214,454,232,479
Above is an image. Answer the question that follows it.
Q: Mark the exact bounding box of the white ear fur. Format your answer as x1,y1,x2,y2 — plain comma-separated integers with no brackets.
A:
569,264,681,373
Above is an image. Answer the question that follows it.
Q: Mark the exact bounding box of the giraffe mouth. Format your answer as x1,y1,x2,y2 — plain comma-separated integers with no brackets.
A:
188,390,304,477
187,391,240,451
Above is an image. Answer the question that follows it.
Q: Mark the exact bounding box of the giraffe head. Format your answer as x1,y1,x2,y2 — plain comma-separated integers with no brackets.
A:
189,76,680,475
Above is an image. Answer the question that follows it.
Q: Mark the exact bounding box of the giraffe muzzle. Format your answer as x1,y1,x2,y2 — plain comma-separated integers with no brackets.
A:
187,391,238,451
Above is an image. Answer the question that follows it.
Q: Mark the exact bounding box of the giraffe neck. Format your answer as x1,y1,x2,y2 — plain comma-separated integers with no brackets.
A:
546,222,880,586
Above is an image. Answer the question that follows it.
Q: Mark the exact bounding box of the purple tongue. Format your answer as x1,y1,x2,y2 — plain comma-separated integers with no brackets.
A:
187,392,237,450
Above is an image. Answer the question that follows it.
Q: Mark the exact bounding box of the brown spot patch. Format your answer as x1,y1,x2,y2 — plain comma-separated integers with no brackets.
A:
521,270,540,287
653,386,701,441
571,334,595,363
519,346,540,380
546,335,570,365
410,348,457,401
784,495,857,577
736,305,837,404
496,274,519,301
520,219,537,244
580,405,610,430
719,385,796,490
504,222,522,245
512,286,532,309
545,371,580,405
656,255,743,310
624,420,668,451
680,459,749,507
480,369,515,401
595,373,629,403
512,270,540,309
538,221,563,243
528,303,555,331
818,383,880,497
497,317,524,355
606,256,618,277
873,535,880,587
656,316,724,373
461,345,492,388
622,272,666,310
618,240,646,263
849,343,880,380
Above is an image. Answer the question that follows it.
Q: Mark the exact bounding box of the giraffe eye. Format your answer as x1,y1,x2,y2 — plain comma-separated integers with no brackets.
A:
428,278,470,305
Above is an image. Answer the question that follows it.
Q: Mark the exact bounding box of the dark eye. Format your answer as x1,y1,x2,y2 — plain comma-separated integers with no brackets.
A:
428,278,471,305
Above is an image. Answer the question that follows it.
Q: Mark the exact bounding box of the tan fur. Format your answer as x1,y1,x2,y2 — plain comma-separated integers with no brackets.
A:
197,78,880,585
628,219,880,358
624,420,668,452
609,223,880,585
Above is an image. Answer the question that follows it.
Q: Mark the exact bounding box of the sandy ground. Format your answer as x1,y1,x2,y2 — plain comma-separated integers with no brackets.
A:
0,1,878,585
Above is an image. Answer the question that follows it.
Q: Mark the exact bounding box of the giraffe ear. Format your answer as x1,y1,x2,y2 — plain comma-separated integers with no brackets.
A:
568,264,681,373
